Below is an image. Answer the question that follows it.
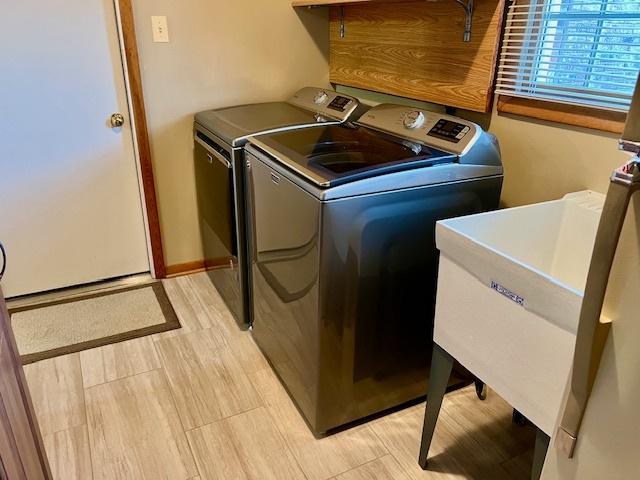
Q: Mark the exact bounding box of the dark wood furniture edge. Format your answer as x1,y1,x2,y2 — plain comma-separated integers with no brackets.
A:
497,95,627,134
117,0,167,278
0,287,52,479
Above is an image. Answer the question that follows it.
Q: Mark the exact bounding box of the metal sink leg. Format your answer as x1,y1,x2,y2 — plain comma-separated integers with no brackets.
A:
418,343,454,469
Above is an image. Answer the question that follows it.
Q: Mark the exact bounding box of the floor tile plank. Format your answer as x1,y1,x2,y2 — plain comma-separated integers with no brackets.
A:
227,331,270,375
43,425,92,480
24,353,85,435
251,367,388,480
79,335,161,388
32,272,540,480
185,273,242,339
187,407,305,480
85,370,197,480
332,455,410,480
370,387,534,480
155,328,261,430
153,277,214,340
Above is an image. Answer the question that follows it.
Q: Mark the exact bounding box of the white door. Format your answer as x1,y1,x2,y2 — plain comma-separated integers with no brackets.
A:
0,0,150,297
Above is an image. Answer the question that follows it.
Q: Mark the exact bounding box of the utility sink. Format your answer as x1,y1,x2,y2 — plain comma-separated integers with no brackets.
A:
433,191,605,435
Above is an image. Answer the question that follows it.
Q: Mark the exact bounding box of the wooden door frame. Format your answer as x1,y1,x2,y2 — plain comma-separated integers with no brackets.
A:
115,0,167,279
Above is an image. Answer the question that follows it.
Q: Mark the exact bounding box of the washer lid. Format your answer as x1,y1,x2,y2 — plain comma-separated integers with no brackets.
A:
249,124,456,187
194,88,360,147
195,102,326,147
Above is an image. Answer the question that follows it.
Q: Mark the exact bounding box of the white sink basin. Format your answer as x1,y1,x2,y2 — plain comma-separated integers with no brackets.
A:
433,191,604,435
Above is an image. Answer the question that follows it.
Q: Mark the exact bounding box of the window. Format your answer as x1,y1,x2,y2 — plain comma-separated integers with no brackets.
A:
496,0,640,112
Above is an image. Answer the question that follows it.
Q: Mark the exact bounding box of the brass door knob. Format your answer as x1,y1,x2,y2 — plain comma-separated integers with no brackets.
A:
110,113,125,128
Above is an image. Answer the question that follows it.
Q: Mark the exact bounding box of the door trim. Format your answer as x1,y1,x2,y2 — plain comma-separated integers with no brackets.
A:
115,0,166,278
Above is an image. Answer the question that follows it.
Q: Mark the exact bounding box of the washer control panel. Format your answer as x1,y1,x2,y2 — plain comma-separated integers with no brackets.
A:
288,87,359,121
427,119,471,143
358,104,479,155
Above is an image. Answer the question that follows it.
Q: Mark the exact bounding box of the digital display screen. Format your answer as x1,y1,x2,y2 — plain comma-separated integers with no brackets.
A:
427,119,469,143
327,96,352,112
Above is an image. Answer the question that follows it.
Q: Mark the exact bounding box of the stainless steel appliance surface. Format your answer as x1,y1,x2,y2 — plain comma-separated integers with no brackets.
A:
193,88,361,329
245,104,504,435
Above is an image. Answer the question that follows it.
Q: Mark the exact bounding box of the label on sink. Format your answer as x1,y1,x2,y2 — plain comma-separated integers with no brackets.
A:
490,281,525,306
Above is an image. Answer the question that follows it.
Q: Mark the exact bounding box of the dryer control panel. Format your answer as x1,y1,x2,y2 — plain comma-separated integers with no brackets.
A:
288,87,359,122
359,105,480,156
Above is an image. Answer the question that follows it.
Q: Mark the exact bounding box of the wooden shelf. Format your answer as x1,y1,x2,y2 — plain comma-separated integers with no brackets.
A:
293,0,505,112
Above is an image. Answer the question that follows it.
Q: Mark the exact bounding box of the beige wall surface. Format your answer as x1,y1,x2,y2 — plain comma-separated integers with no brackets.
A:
541,193,640,480
132,0,330,267
490,113,628,207
132,0,629,267
337,86,630,207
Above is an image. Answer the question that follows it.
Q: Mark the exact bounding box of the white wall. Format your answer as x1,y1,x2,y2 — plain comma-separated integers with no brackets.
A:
132,0,330,266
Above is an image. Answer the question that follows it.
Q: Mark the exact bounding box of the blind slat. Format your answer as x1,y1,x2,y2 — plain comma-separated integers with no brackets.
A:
495,85,631,102
498,66,638,81
494,89,630,110
507,2,640,7
503,31,640,37
505,10,640,16
502,41,640,47
499,51,640,60
498,59,640,72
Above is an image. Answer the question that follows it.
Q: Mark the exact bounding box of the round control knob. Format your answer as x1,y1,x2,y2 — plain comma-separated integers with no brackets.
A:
313,91,329,105
403,111,425,129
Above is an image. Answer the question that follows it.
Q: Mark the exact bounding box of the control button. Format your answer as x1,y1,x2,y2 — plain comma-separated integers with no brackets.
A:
403,111,425,129
455,132,466,139
461,126,470,133
313,91,329,105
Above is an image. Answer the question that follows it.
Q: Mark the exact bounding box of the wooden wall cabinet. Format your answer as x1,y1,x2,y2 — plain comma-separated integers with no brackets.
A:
294,0,506,112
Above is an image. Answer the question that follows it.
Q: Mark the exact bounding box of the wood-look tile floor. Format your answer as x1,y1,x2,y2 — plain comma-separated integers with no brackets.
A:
24,272,535,480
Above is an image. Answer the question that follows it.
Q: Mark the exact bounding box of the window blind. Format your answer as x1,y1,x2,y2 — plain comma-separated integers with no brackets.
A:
496,0,640,111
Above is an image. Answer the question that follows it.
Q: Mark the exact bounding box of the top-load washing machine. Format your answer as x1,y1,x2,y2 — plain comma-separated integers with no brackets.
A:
193,88,362,329
245,103,504,435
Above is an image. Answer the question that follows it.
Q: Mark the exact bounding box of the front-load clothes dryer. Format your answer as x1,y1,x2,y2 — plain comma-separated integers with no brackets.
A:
245,104,504,435
193,88,362,329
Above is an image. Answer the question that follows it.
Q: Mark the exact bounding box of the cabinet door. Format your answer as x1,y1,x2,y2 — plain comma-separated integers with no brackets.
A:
0,284,51,479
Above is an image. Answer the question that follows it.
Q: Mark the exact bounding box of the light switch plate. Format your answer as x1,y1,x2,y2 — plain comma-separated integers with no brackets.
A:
151,16,169,43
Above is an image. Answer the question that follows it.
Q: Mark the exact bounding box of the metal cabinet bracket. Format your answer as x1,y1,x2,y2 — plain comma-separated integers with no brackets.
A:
454,0,474,42
306,4,345,38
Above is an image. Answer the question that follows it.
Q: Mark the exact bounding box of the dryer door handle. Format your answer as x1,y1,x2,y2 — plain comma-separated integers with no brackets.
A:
194,135,231,169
